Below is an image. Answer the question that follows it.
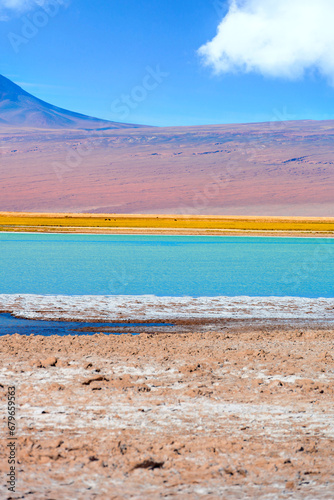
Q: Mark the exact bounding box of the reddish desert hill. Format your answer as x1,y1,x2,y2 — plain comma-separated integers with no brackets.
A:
0,74,143,130
0,77,333,216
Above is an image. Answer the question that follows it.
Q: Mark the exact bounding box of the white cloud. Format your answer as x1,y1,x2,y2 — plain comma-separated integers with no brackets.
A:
1,0,39,11
0,0,65,16
199,0,334,83
0,0,69,22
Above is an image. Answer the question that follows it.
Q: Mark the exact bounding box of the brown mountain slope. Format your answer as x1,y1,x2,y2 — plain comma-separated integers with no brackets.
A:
0,120,333,216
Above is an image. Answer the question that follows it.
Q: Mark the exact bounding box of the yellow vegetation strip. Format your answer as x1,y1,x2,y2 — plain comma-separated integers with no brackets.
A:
0,213,334,234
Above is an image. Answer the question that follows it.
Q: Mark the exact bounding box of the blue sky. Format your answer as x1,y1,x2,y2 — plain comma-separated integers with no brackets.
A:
1,0,334,126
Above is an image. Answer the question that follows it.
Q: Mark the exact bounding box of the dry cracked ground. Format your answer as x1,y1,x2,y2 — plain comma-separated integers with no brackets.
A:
0,325,334,499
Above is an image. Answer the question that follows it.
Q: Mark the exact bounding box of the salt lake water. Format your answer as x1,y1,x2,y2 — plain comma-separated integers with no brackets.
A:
0,313,168,336
0,233,333,298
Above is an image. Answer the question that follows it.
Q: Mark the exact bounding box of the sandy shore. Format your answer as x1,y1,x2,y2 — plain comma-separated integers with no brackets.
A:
1,323,333,499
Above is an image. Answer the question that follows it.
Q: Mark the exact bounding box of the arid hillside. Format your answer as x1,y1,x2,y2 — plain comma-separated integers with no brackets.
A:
0,120,333,215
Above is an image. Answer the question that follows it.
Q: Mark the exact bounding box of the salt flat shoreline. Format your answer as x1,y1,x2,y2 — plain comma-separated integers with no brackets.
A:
1,324,333,499
2,294,334,323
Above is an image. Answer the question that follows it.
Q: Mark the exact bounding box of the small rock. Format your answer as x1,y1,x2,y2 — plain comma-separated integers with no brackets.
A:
47,439,64,449
137,384,151,392
82,375,109,386
30,360,43,368
131,459,164,471
56,359,69,367
237,469,248,477
223,466,234,476
41,357,58,368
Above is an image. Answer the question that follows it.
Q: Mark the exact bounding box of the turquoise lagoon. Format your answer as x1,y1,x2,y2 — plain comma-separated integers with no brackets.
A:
0,233,333,298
